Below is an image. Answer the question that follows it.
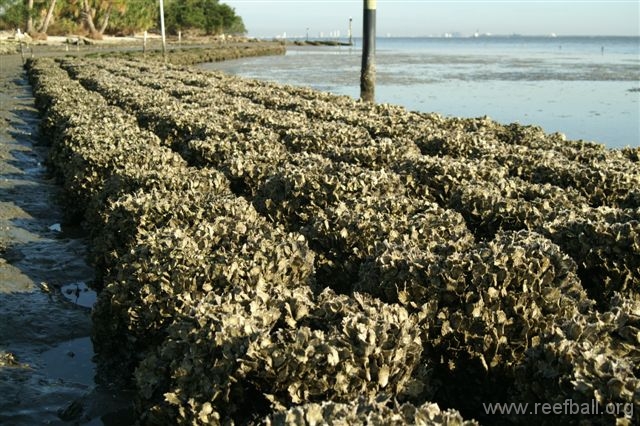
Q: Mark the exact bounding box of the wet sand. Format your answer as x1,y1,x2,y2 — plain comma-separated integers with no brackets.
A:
0,54,132,425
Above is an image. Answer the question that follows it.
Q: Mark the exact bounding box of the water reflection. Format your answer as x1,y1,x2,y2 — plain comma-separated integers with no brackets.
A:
201,39,640,148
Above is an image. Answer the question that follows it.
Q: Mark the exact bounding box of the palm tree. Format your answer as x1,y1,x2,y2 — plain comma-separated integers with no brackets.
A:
81,0,125,38
26,0,33,33
38,0,57,33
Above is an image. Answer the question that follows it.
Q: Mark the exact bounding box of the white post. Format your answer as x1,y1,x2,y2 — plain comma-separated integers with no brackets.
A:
159,0,167,62
143,30,148,54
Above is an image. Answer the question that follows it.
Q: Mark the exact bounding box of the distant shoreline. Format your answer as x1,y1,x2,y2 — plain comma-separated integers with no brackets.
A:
261,34,639,41
289,39,353,47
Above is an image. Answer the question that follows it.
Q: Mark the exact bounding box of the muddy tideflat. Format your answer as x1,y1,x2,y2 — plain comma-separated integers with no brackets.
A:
0,54,132,425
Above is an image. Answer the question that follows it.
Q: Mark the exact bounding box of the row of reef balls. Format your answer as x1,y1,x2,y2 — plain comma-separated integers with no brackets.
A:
26,56,639,425
60,56,639,305
90,42,287,67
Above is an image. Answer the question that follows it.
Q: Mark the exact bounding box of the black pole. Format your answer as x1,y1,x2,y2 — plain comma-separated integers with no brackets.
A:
360,0,376,102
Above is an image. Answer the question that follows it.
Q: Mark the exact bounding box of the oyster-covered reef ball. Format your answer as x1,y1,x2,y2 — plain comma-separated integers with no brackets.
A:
25,55,639,425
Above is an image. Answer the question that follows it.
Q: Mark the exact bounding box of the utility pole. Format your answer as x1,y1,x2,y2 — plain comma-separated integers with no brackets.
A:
159,0,167,63
360,0,376,102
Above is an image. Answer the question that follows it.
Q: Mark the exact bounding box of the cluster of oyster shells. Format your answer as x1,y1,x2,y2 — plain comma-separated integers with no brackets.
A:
266,399,478,425
26,55,639,425
89,42,287,67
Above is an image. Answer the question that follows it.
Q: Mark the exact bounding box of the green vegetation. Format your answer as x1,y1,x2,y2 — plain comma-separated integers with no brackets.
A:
0,0,245,38
165,0,246,35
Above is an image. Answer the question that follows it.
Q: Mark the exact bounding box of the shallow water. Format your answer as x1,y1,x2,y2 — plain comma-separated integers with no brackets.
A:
61,282,98,308
202,36,640,148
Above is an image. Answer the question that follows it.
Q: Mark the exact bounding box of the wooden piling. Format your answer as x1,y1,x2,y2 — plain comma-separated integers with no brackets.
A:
143,30,148,55
19,38,25,64
360,0,376,102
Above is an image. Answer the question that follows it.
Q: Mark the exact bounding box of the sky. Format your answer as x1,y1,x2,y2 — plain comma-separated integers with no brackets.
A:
222,0,640,38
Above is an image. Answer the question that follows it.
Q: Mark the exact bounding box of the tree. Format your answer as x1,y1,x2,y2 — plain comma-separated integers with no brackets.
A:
80,0,127,38
38,0,57,33
165,0,245,35
0,0,27,30
26,0,33,32
0,0,58,34
0,0,244,36
109,0,157,34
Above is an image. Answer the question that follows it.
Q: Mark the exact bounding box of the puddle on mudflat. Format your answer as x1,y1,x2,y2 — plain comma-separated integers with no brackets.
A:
61,282,97,308
40,336,95,387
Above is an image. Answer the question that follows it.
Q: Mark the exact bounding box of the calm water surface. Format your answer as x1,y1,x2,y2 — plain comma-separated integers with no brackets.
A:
201,36,640,149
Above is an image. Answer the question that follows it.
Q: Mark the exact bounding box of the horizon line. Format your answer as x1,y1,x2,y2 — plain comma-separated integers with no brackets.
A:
253,33,640,39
